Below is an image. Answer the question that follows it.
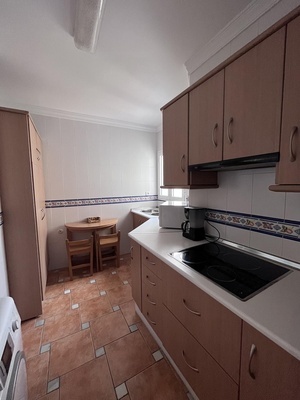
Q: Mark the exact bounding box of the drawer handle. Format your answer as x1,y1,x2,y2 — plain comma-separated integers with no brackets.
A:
146,275,156,286
130,246,133,260
289,126,298,162
145,256,156,266
146,311,156,325
227,117,233,144
182,350,199,373
146,294,156,305
248,344,256,380
212,123,218,148
182,299,201,316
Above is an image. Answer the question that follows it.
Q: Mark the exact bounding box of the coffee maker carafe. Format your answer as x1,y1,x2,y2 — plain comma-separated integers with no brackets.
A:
181,207,206,241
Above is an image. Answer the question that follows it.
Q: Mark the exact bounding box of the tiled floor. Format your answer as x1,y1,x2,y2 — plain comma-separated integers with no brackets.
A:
22,255,190,400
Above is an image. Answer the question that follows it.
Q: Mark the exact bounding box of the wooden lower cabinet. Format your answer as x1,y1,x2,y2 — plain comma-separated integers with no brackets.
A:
163,264,241,383
141,247,163,279
240,322,300,400
163,305,238,400
130,240,141,309
142,264,162,337
132,212,148,229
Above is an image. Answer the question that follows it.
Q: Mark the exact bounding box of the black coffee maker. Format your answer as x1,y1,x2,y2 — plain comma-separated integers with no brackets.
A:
181,207,206,241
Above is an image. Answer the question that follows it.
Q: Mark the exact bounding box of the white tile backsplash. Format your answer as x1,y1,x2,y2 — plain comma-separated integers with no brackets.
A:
226,171,253,214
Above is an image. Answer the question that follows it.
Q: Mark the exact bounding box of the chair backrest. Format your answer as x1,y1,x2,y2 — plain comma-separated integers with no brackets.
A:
66,236,93,256
95,230,120,246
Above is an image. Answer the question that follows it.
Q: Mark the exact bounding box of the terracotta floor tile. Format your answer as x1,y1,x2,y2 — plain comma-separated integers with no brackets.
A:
64,276,92,291
136,322,159,353
60,357,116,400
23,325,43,359
105,330,154,387
79,296,112,323
21,319,36,334
127,359,188,400
45,282,65,299
42,294,71,318
90,310,130,349
38,390,59,400
27,352,49,399
96,273,123,291
48,329,94,380
42,311,81,344
120,300,141,325
107,284,133,307
70,282,100,304
117,269,132,282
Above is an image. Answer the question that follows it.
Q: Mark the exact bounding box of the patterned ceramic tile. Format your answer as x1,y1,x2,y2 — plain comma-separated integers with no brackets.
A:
46,195,158,208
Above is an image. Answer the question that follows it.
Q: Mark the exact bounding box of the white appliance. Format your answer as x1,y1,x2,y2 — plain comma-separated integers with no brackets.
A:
0,297,27,400
159,201,187,229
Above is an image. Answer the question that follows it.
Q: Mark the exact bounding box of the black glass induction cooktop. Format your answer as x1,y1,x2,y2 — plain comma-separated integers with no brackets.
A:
170,242,291,301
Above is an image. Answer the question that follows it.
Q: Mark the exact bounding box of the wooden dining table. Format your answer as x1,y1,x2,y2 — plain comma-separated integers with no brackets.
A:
65,218,118,240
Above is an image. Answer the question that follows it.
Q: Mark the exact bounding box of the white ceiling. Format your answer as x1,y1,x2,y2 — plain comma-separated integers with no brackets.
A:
0,0,253,131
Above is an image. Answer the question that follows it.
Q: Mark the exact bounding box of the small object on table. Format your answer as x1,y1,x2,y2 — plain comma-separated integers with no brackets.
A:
87,216,101,223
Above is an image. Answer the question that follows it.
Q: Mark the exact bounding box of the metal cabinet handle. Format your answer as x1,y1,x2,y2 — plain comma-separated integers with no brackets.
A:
248,344,256,380
146,294,156,305
212,123,218,148
146,275,156,286
181,350,199,373
146,311,156,325
130,246,133,260
289,126,298,162
182,299,201,316
145,256,156,266
180,154,186,172
227,117,233,144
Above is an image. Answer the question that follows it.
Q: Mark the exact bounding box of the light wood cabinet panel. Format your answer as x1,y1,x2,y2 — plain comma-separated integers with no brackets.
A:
132,212,148,229
276,16,300,185
240,322,300,400
130,240,141,310
142,271,162,337
0,108,48,320
224,28,285,160
163,94,189,186
189,70,224,165
141,248,163,279
163,305,238,400
162,264,241,383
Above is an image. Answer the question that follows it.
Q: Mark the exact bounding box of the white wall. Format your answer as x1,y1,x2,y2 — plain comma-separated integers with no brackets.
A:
32,114,158,271
0,199,9,297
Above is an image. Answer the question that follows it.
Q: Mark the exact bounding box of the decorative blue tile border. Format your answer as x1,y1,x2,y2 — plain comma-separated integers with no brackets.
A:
206,209,300,242
0,212,3,227
45,195,158,209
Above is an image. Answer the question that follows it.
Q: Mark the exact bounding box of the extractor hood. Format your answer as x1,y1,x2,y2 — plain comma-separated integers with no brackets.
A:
189,152,280,172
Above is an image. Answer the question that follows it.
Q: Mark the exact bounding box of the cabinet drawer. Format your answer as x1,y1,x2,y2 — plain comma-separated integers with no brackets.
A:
142,264,161,290
142,283,162,337
142,248,163,279
130,240,141,309
163,305,238,400
163,264,241,383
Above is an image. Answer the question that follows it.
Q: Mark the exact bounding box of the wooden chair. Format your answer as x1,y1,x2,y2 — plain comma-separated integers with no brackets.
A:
95,230,120,271
66,236,94,280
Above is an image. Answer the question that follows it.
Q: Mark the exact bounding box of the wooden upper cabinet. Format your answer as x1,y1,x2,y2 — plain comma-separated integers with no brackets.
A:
240,322,300,400
189,70,224,165
162,94,189,186
276,16,300,185
224,27,285,160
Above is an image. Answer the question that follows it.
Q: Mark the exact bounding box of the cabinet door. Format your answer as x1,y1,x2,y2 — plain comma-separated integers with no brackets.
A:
29,119,48,298
132,213,148,229
224,28,285,160
163,264,241,383
276,16,300,184
189,70,224,165
163,305,238,400
240,322,300,400
163,94,189,186
130,240,142,309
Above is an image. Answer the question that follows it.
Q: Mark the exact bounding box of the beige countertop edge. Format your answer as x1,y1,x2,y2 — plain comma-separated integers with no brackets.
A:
128,218,300,361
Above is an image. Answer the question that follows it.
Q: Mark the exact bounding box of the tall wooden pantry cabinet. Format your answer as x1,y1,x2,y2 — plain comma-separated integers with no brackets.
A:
0,107,48,320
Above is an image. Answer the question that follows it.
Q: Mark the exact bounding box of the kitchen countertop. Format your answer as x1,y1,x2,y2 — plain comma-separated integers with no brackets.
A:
129,217,300,361
131,207,159,218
